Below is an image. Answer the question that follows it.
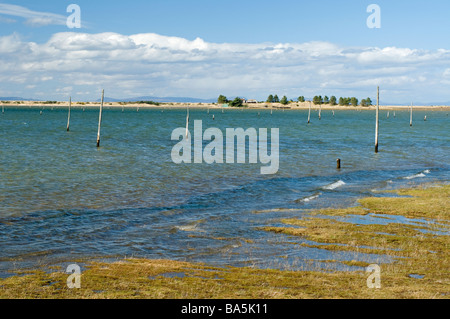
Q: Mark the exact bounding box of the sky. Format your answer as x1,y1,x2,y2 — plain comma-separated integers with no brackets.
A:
1,0,450,103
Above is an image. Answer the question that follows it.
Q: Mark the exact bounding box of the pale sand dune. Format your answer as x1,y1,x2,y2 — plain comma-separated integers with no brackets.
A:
2,100,450,110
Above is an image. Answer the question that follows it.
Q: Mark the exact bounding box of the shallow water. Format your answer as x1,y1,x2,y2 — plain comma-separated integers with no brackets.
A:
0,106,448,276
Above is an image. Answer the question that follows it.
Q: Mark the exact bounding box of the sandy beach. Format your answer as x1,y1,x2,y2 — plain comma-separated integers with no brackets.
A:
2,100,450,111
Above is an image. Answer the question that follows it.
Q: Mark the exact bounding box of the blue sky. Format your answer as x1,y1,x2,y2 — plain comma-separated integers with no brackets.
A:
1,0,450,103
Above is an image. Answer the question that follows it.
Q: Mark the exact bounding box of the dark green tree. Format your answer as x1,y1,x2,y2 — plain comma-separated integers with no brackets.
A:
229,97,243,107
329,96,337,105
324,96,329,104
267,95,274,103
351,97,358,106
280,95,289,105
313,95,323,105
218,95,228,104
298,96,305,102
273,95,280,103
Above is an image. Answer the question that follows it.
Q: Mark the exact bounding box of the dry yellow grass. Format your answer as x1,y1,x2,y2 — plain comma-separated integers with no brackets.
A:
1,184,448,299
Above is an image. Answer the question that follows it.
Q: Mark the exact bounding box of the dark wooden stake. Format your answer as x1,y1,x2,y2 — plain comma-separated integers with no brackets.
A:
66,97,71,132
96,90,104,148
375,86,379,153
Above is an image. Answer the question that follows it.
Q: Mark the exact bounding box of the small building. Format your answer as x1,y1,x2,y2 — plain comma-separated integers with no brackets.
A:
246,99,258,104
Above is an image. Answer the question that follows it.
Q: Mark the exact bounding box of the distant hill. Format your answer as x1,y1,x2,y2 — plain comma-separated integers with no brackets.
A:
0,97,36,101
0,96,216,103
96,96,216,103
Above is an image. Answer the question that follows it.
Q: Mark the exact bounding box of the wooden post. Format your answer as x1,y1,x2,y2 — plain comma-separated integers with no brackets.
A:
319,103,322,120
96,89,104,148
336,158,341,169
375,86,379,153
410,103,413,126
308,101,311,124
185,105,190,139
1,104,4,114
66,97,71,132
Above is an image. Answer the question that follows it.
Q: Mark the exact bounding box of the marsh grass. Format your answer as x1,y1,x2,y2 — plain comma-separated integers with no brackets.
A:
1,185,448,299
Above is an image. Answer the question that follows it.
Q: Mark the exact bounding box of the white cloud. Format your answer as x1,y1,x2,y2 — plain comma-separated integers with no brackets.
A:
0,31,449,103
443,68,450,78
0,15,16,23
0,3,67,26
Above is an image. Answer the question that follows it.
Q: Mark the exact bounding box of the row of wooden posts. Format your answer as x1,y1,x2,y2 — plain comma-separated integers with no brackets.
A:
374,86,415,153
65,89,104,147
2,87,417,153
305,86,415,155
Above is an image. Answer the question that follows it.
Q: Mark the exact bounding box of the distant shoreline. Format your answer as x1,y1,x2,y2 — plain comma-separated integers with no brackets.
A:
1,101,449,111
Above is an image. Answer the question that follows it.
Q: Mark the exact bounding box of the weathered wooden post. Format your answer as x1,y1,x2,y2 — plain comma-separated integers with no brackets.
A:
375,86,379,153
308,101,311,124
410,103,413,126
185,105,190,139
96,90,104,148
336,158,341,169
66,97,71,132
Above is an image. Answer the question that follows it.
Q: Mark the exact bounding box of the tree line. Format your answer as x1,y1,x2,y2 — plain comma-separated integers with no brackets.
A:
296,95,373,107
218,94,373,107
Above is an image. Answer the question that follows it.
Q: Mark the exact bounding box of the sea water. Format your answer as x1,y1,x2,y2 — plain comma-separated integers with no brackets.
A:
0,107,448,275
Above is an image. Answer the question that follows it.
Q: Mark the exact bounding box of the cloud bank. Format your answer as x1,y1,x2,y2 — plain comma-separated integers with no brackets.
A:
0,4,67,26
1,31,450,102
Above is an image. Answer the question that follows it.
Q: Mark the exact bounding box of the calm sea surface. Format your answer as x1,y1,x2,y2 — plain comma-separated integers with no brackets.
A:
0,106,448,276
